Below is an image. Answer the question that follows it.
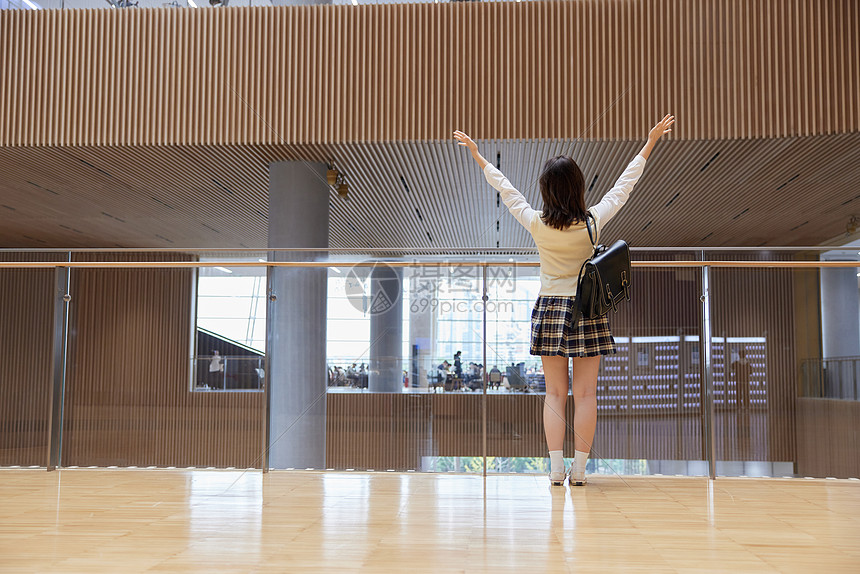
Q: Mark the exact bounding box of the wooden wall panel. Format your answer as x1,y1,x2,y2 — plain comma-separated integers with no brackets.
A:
62,254,265,468
0,263,54,467
1,1,858,147
796,398,860,479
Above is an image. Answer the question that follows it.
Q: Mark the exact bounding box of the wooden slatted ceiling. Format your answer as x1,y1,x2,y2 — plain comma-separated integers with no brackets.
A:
0,134,859,249
1,1,858,146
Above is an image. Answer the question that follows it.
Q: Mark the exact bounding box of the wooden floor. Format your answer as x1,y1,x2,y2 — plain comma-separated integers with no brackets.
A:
1,469,859,573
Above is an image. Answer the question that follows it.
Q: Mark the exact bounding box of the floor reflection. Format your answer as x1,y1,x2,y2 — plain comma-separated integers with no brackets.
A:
2,469,858,572
188,471,262,560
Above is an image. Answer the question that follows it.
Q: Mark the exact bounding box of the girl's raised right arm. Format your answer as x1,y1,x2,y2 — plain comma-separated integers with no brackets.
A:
591,115,675,228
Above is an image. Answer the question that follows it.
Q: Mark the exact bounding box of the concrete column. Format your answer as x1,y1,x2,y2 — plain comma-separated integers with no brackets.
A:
408,270,434,390
267,161,328,469
368,265,403,393
820,267,860,358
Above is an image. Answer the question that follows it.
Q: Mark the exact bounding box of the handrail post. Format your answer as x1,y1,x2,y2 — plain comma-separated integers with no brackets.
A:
481,264,488,478
699,264,717,480
47,255,71,471
262,263,273,473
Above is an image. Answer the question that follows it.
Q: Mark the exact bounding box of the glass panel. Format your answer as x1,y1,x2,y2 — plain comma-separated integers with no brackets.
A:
323,262,486,473
817,358,860,400
711,265,832,478
61,255,266,469
2,247,855,477
486,263,707,477
0,252,56,467
744,258,860,478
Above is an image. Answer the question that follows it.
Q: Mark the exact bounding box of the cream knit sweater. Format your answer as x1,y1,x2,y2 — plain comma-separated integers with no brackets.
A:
483,155,646,296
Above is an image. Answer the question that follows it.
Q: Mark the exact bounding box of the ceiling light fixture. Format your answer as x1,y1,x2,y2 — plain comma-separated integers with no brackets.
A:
331,168,350,200
327,165,339,186
337,180,349,199
327,161,350,199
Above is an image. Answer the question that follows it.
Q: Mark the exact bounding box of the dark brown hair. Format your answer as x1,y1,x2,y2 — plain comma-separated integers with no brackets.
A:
539,155,587,230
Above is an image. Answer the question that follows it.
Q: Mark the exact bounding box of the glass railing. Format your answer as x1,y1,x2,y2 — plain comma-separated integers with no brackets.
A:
0,247,857,479
801,357,860,401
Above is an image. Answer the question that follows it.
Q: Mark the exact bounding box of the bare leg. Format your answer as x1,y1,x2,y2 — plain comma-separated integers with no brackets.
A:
571,355,601,453
541,355,571,451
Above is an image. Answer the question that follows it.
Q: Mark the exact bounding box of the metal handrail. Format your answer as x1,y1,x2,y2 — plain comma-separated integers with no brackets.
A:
0,260,857,269
0,245,854,253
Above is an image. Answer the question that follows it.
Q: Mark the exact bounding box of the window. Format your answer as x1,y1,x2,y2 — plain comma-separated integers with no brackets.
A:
192,261,266,392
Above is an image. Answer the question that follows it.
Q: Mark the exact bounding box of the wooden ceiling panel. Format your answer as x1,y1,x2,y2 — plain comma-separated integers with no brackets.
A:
0,134,858,250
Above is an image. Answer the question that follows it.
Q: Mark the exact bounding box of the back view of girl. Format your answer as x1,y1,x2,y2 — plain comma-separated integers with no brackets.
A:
454,115,674,486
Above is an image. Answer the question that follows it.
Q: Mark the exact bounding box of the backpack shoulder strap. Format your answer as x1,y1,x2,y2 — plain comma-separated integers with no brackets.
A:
585,211,597,248
571,255,592,329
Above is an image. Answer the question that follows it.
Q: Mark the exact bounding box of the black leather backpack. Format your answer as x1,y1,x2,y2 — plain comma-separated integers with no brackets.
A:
573,212,632,324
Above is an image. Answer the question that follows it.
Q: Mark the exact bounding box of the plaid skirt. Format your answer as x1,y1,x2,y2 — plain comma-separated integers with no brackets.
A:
530,296,616,357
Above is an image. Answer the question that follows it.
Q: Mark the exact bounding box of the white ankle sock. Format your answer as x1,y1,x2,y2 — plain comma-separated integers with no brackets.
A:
572,449,589,475
549,450,564,474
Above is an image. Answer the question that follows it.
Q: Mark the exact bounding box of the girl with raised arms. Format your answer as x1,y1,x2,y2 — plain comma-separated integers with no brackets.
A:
454,114,675,486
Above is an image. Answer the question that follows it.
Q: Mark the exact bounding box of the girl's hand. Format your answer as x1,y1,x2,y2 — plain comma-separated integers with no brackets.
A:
453,130,478,153
648,114,675,142
454,130,489,169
